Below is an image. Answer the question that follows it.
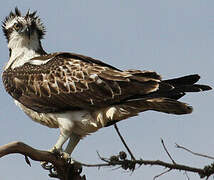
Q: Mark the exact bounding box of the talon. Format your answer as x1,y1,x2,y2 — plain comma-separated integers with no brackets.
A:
60,151,70,160
67,157,71,164
49,167,58,178
50,146,72,163
65,155,76,165
41,147,62,170
41,161,53,170
73,162,82,173
69,158,75,164
49,146,65,159
50,146,61,156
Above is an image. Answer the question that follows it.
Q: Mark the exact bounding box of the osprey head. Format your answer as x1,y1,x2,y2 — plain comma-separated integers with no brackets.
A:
2,7,45,43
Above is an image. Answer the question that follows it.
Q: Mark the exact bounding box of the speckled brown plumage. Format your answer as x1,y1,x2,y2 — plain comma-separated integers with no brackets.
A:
2,52,162,113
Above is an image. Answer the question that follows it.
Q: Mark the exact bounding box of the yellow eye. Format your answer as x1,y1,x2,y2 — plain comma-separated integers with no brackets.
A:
13,23,21,31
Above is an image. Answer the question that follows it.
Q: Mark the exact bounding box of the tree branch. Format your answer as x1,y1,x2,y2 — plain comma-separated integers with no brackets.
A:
79,151,214,179
0,141,85,180
81,155,205,176
1,141,214,179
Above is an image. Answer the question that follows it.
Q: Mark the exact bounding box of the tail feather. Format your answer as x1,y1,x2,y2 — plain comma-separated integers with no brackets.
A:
104,98,193,127
123,74,211,101
174,84,212,92
162,74,211,92
162,74,200,86
103,74,211,127
123,98,193,115
155,74,212,100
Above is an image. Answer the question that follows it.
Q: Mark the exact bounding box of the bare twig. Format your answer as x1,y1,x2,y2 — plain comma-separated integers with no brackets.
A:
184,171,190,180
161,138,176,164
114,124,136,160
153,169,172,180
78,152,209,178
24,155,31,167
81,153,214,179
176,143,214,160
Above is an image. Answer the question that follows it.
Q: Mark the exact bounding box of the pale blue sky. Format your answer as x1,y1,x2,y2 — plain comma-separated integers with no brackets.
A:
0,1,213,180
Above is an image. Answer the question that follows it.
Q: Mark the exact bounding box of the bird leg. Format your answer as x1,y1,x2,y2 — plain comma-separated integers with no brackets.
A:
41,133,70,169
41,132,80,170
53,133,70,152
46,133,81,165
64,133,80,155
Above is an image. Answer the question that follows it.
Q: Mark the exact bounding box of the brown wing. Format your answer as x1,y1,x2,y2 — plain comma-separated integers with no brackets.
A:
2,52,161,113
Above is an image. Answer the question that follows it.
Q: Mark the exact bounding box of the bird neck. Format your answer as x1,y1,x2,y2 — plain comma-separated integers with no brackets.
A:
4,34,47,70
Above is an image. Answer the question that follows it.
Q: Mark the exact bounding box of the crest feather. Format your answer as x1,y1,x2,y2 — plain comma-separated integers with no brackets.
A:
2,8,46,41
15,7,21,16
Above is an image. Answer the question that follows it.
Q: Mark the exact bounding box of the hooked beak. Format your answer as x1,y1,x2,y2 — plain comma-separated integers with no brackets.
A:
20,25,32,39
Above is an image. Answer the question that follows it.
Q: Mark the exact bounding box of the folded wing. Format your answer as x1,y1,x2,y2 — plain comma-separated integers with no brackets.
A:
2,52,161,113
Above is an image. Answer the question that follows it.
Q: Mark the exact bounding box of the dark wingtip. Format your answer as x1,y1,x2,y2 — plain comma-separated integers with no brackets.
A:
163,74,201,85
198,85,212,91
207,86,212,90
182,74,200,84
192,74,200,80
186,105,193,114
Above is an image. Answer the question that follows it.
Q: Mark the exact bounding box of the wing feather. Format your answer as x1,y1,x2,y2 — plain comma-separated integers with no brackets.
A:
2,52,160,113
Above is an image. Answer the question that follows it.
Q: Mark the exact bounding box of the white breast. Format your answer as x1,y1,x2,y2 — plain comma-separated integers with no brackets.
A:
5,30,41,70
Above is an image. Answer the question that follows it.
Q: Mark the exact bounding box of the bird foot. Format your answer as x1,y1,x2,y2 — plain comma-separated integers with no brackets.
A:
50,146,74,163
41,147,74,170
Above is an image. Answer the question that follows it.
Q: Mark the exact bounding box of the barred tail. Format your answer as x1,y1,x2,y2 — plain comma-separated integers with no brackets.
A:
104,98,192,127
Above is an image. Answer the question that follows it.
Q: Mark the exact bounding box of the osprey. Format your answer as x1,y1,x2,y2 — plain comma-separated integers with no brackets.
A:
2,8,212,157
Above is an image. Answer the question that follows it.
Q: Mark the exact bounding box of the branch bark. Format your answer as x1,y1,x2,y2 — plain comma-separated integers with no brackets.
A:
0,141,85,180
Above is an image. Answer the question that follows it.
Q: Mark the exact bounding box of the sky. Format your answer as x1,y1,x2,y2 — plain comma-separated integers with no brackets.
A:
0,0,213,180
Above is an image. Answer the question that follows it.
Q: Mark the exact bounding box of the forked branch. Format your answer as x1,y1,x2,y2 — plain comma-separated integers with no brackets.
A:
0,141,214,179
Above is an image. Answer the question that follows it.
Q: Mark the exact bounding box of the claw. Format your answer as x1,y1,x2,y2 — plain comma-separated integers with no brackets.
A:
50,146,73,163
41,161,53,170
49,166,58,178
41,146,74,171
67,157,72,164
73,162,83,173
60,151,70,160
40,147,61,170
68,157,75,164
50,146,61,157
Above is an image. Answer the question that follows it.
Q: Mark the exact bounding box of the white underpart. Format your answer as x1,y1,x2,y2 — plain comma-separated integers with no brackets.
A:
15,98,121,137
4,28,41,70
54,110,102,136
15,98,134,154
14,100,59,128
